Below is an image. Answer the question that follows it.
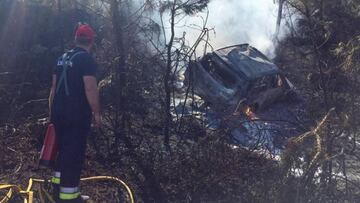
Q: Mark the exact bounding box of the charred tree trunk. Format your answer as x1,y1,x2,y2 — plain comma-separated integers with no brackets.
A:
110,0,127,153
58,0,64,52
110,1,167,202
275,0,284,40
164,1,177,148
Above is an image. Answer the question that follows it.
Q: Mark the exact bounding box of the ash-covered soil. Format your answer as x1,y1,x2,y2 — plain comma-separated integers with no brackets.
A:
0,124,133,203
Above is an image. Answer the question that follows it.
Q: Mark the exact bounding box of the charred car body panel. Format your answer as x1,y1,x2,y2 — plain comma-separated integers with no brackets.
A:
188,44,294,111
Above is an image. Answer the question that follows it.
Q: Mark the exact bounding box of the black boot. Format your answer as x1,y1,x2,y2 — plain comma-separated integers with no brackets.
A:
52,183,60,202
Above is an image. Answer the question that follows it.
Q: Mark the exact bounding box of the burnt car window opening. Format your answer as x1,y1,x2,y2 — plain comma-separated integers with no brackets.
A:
201,55,238,89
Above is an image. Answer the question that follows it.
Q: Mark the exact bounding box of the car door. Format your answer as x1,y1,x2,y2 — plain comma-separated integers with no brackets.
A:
189,55,241,105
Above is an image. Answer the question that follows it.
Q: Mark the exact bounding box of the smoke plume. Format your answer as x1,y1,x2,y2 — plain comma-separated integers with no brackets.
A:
175,0,281,58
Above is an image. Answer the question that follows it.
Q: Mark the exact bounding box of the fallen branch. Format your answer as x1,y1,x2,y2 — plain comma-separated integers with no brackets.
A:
281,108,335,176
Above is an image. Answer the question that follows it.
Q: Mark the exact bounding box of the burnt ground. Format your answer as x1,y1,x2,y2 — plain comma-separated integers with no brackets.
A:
0,119,284,203
202,98,309,156
0,124,133,203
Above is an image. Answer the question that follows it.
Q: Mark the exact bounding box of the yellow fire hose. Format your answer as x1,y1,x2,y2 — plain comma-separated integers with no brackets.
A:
0,176,134,203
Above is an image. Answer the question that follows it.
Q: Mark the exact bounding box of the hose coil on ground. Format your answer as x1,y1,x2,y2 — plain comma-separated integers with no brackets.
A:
0,176,134,203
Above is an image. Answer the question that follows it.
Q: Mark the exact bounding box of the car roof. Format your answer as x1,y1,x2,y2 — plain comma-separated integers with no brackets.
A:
213,44,280,80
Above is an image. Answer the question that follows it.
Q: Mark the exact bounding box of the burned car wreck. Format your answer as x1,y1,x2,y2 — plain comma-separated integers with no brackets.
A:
182,44,302,155
187,44,295,112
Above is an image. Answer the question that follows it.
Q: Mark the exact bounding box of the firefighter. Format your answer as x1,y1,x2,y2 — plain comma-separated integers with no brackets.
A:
49,23,101,202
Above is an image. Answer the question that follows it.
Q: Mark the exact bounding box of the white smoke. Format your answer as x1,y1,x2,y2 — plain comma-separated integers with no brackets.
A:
173,0,281,58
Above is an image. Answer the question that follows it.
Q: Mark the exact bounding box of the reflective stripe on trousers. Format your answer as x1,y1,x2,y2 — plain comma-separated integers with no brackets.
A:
60,186,80,200
51,171,61,184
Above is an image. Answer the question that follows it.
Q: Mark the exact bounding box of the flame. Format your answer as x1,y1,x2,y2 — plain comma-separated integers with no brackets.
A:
244,106,251,116
243,106,258,120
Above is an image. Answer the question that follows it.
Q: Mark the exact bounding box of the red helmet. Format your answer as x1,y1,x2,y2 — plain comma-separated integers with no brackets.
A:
75,24,95,42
